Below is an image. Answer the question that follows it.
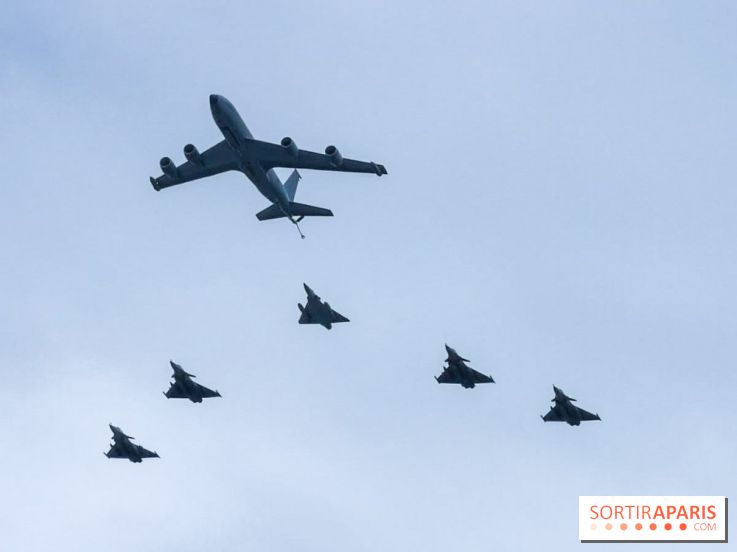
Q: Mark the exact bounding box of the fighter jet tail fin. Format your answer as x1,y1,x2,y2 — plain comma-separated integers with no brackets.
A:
284,170,300,201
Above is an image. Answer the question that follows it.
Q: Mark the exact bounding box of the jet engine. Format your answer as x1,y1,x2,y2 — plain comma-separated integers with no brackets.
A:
281,136,299,157
160,156,178,178
325,145,343,167
183,144,202,165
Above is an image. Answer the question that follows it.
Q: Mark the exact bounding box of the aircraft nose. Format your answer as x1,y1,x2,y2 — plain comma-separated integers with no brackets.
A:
210,95,224,118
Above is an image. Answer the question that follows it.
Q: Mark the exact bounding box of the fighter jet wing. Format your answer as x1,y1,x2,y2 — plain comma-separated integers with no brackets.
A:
194,382,221,398
575,406,601,421
542,407,564,422
330,309,350,323
468,367,494,384
105,444,127,458
150,140,240,191
164,384,187,399
135,445,159,458
244,139,387,176
298,306,312,324
435,368,461,384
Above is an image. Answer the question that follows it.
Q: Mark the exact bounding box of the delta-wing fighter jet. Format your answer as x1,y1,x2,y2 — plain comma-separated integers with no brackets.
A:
104,424,159,463
435,345,494,389
298,283,349,330
541,385,601,426
150,94,388,238
163,360,221,403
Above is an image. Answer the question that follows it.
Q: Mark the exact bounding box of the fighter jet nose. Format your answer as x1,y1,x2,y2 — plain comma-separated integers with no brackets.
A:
209,94,220,108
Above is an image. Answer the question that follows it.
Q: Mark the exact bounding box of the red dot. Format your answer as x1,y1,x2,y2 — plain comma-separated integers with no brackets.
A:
650,523,657,530
665,523,672,531
680,523,687,531
635,523,643,531
605,523,613,531
620,523,628,531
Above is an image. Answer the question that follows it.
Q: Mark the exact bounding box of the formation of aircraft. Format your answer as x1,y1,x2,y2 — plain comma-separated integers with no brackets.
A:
298,283,350,330
164,360,221,403
104,424,159,463
149,95,387,238
435,344,494,388
107,93,603,464
541,386,601,426
105,352,601,462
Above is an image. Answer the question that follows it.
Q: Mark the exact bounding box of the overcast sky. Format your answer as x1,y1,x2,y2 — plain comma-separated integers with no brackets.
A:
1,1,736,550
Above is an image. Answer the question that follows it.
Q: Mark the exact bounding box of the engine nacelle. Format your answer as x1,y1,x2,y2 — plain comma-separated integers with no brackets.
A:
281,136,299,157
160,156,178,178
183,144,202,165
325,145,343,167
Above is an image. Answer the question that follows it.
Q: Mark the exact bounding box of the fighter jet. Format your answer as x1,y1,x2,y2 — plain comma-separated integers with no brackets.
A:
150,94,388,238
163,360,221,403
104,424,159,463
298,283,349,330
435,344,494,388
541,385,601,426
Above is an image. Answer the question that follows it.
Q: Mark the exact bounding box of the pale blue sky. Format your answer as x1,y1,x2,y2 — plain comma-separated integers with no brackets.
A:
1,1,735,550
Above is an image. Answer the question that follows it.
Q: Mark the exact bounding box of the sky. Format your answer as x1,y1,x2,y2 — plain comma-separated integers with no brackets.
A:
1,1,736,550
